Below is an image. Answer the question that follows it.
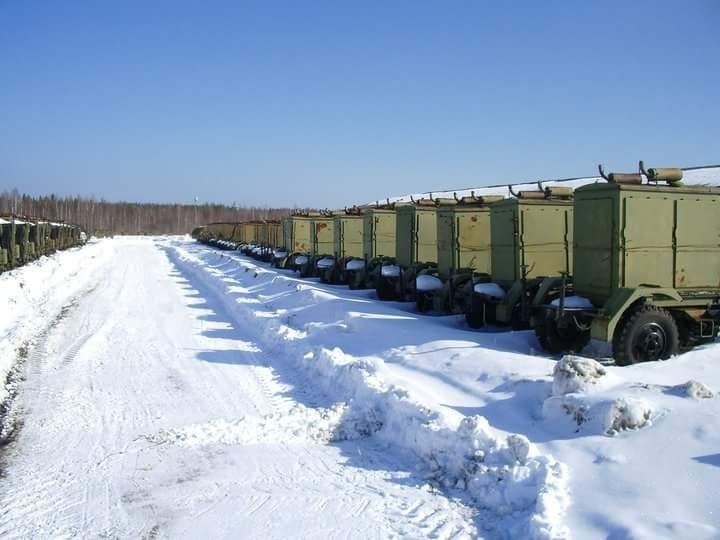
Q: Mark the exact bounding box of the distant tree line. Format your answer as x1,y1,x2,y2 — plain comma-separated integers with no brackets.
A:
0,189,292,235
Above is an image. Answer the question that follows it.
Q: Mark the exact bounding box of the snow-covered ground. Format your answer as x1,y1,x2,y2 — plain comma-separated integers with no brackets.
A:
1,237,719,539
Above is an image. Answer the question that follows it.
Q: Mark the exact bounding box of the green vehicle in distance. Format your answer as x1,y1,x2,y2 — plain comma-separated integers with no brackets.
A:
277,212,313,272
535,162,720,365
345,202,397,291
280,211,334,277
465,186,574,330
415,193,503,313
272,217,294,268
308,212,335,278
0,217,15,271
376,196,455,301
320,207,365,285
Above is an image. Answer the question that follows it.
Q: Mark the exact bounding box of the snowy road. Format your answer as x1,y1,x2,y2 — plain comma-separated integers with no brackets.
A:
0,239,477,539
3,237,719,540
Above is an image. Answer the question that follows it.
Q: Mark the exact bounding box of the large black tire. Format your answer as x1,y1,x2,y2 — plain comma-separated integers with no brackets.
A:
612,304,679,366
416,292,432,313
535,314,590,354
510,304,528,331
347,271,360,290
376,276,395,301
465,295,486,329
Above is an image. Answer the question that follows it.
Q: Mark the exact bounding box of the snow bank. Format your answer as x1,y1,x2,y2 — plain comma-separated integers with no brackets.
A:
316,257,335,268
0,240,113,442
345,259,365,271
0,242,110,404
416,274,443,292
381,264,401,277
549,296,593,309
163,243,571,539
676,380,715,400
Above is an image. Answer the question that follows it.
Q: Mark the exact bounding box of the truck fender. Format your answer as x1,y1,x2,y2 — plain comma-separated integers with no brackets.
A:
590,287,682,342
531,276,564,307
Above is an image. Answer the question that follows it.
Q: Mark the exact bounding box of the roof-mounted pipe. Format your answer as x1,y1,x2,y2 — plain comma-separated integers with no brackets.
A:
598,164,610,181
640,160,684,184
599,163,642,184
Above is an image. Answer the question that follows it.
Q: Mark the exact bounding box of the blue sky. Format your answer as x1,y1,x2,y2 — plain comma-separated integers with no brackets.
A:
1,1,718,208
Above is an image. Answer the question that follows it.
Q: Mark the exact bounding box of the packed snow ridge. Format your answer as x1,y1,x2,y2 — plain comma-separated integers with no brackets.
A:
164,242,571,539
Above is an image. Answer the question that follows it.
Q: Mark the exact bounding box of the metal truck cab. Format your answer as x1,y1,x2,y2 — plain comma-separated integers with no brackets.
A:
536,163,720,365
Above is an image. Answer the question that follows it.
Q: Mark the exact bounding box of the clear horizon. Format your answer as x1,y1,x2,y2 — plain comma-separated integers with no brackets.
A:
2,1,719,208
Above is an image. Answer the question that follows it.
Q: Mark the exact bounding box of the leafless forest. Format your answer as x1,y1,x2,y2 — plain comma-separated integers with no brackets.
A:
0,189,291,235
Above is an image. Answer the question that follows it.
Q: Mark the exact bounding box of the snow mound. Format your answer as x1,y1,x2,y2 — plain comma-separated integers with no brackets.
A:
549,296,593,309
602,397,654,434
552,356,607,396
309,347,570,539
345,259,365,271
381,264,401,277
473,282,506,299
293,255,309,265
416,274,444,292
544,393,655,436
316,257,335,268
546,357,655,435
677,380,714,400
273,250,288,258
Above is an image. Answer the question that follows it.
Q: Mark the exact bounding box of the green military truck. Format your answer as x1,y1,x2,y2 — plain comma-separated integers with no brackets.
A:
279,211,334,277
344,203,397,290
272,217,294,268
465,186,574,329
0,217,15,271
374,197,450,301
203,222,242,250
190,226,206,240
309,212,335,277
320,208,365,285
535,163,720,364
278,211,313,272
261,220,281,262
415,193,503,313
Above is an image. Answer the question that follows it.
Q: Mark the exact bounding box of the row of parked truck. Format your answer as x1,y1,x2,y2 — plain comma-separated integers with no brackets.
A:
193,162,720,366
0,217,86,273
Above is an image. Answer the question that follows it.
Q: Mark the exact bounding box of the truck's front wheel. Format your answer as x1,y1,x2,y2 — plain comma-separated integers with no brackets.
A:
613,304,679,365
535,314,590,354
